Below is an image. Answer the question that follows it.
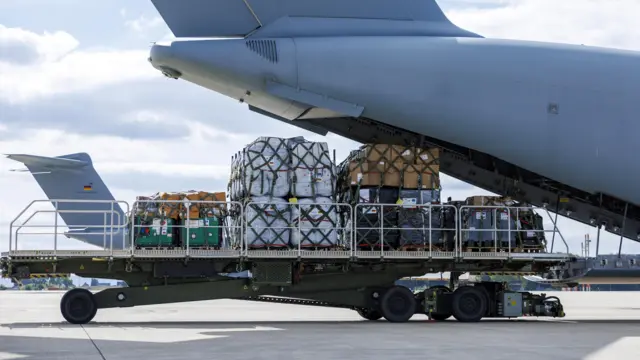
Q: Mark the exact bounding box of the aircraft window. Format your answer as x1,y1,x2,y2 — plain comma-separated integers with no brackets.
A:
600,259,608,266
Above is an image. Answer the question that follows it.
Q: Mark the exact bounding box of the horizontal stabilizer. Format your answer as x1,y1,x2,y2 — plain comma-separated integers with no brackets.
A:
5,153,89,171
151,0,478,38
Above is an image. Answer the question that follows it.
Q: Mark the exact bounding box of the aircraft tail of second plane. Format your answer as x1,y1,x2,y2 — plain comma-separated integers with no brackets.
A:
5,152,127,248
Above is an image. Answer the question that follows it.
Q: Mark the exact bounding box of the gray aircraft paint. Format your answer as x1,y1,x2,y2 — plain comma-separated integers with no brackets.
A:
148,0,640,243
5,153,127,248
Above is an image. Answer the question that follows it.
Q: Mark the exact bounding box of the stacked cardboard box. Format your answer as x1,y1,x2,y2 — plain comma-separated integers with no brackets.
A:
338,144,442,250
137,191,226,220
343,144,440,189
133,191,226,249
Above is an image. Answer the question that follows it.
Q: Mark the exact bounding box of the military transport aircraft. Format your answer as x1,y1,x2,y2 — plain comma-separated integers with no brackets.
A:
146,0,640,248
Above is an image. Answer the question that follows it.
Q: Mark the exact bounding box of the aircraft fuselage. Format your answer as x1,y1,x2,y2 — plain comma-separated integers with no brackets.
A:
149,36,640,206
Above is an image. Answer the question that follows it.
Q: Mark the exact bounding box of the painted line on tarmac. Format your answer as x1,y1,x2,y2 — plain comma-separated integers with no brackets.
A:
585,337,640,359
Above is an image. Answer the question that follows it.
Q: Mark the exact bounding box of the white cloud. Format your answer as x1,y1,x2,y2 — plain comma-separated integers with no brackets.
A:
0,48,154,104
124,15,164,34
1,0,640,257
445,0,640,51
0,26,155,104
0,24,78,63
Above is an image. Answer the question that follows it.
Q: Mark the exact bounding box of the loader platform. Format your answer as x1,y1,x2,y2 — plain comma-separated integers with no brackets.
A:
1,198,574,324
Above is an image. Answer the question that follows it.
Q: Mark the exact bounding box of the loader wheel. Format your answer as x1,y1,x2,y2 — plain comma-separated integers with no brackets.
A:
380,286,416,323
60,288,97,325
451,286,487,323
356,308,382,321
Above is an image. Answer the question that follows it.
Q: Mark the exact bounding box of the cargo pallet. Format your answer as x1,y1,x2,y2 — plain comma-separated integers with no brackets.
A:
1,199,573,325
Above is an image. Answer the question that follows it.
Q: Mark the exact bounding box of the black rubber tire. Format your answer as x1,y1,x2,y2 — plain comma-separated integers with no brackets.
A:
451,286,487,323
379,286,416,323
60,288,97,325
356,308,383,321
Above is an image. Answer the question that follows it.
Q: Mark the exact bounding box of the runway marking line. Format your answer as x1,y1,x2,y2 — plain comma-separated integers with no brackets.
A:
584,337,640,359
81,325,106,360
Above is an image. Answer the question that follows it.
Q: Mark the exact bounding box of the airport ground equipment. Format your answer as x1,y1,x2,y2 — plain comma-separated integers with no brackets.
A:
2,198,573,324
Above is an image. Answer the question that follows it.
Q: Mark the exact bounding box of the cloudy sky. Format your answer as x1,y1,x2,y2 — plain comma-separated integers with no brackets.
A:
1,0,639,256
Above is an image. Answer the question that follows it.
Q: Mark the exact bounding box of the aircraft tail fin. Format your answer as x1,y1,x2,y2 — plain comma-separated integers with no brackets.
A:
150,0,480,38
5,153,127,248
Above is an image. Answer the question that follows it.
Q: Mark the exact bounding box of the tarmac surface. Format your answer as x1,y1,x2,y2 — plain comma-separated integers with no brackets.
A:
1,291,640,360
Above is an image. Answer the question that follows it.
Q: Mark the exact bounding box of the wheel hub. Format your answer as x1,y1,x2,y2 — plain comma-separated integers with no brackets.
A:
379,286,416,322
460,294,480,315
68,297,89,318
388,295,409,315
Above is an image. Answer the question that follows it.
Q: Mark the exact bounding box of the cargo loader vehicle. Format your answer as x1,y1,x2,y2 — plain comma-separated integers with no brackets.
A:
1,152,572,324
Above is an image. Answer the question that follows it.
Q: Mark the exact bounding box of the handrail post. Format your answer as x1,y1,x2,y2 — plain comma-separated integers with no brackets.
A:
297,203,302,258
53,200,59,258
103,212,107,249
351,204,354,258
508,207,512,256
428,204,432,257
186,199,190,257
110,201,114,256
351,204,357,259
457,205,461,258
130,201,136,257
380,204,384,258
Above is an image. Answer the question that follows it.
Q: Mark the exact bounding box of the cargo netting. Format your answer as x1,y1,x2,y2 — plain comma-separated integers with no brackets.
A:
226,136,342,250
289,139,336,198
291,197,340,248
245,196,292,248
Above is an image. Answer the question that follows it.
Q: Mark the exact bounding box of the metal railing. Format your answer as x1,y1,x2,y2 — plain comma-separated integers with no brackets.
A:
352,203,458,258
2,199,571,261
8,199,129,257
242,201,352,258
457,205,568,256
130,199,244,258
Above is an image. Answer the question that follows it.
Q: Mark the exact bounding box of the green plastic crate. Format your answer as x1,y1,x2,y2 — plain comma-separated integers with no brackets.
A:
136,218,175,247
181,217,221,247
